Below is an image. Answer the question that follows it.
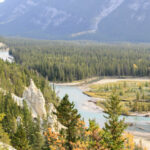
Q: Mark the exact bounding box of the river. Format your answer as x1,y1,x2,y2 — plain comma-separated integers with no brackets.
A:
54,85,150,134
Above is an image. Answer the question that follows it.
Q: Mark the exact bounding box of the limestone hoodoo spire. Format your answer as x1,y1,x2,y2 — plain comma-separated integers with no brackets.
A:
23,79,47,118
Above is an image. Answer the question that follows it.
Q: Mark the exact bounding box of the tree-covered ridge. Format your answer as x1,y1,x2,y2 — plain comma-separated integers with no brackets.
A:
0,59,57,149
0,59,58,105
0,92,45,150
5,38,150,82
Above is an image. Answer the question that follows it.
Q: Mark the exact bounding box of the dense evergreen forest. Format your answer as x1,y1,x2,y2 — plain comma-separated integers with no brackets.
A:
4,38,150,82
0,38,148,149
0,93,45,150
0,59,58,149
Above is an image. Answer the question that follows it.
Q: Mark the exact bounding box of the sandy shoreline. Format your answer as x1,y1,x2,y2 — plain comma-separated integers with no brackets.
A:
54,76,150,88
80,77,150,116
54,77,99,86
92,78,150,84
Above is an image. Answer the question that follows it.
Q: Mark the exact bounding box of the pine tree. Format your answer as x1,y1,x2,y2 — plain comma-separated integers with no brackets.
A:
56,95,81,150
102,95,127,150
88,120,103,150
12,124,30,150
31,118,44,150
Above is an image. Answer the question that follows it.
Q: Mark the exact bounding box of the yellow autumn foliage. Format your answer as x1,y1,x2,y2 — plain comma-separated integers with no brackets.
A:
45,121,148,150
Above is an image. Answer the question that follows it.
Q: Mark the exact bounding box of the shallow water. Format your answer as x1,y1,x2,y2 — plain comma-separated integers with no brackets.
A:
54,85,150,132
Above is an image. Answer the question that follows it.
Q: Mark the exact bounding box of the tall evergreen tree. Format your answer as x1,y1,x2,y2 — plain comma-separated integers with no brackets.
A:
102,95,127,150
22,101,44,150
12,124,30,150
31,118,44,150
56,95,81,150
88,120,103,150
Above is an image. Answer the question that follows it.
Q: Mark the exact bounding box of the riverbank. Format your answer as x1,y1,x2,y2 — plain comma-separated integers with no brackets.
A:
84,96,150,117
54,77,100,86
55,76,150,86
80,77,150,90
81,78,150,115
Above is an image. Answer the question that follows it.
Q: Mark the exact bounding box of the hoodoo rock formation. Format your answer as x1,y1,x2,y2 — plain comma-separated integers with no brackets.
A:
23,79,47,118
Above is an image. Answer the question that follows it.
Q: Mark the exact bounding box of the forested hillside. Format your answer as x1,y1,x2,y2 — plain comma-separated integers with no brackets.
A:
0,59,59,149
5,38,150,82
0,59,57,105
0,93,45,150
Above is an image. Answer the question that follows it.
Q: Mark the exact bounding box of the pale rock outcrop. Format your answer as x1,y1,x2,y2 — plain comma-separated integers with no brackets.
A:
0,42,14,63
23,79,47,118
48,103,66,132
12,94,23,107
1,79,65,132
23,80,65,131
0,142,16,150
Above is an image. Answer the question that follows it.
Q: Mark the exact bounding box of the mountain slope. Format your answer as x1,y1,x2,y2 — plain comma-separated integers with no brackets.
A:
0,0,150,41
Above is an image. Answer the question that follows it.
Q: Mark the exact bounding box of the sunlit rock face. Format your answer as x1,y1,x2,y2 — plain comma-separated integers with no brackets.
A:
11,79,65,132
48,103,66,132
0,43,14,63
23,79,47,118
22,79,65,132
12,93,23,107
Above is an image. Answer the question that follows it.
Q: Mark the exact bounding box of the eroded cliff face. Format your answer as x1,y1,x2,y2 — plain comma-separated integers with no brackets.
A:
11,79,65,132
22,79,65,131
23,79,47,118
48,103,66,132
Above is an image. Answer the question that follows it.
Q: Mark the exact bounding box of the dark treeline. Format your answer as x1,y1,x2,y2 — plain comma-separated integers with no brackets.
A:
5,38,150,82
